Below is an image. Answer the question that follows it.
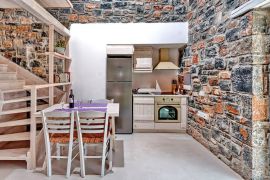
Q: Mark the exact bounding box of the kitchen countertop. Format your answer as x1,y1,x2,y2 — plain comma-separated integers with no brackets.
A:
133,93,189,97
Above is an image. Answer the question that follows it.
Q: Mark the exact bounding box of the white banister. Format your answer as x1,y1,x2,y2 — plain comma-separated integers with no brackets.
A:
30,86,37,169
29,82,71,169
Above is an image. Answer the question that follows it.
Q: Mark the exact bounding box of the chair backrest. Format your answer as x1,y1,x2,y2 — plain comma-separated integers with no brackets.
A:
90,99,114,104
76,110,109,136
42,111,73,134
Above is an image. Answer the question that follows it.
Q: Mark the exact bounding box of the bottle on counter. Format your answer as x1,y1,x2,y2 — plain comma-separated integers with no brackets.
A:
69,89,74,108
172,79,177,94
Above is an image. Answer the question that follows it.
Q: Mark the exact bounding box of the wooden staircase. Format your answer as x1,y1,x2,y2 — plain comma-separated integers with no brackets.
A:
0,63,51,168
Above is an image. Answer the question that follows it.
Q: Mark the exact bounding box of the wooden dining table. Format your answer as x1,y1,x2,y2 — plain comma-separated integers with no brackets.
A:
32,103,120,170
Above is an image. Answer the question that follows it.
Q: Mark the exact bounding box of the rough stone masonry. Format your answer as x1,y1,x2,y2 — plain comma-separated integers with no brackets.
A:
0,9,67,81
48,0,188,26
183,1,270,179
0,9,50,80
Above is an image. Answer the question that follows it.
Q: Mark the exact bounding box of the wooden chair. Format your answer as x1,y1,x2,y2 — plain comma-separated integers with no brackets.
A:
41,111,76,177
76,110,113,177
91,99,116,150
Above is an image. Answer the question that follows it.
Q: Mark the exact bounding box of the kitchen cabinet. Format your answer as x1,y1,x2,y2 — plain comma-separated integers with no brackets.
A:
133,47,153,73
133,97,155,129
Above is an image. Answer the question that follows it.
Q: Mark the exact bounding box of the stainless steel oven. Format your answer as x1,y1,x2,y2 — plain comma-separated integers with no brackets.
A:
155,96,181,123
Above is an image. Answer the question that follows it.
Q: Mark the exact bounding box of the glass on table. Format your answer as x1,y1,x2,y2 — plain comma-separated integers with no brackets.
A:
75,99,82,108
76,99,90,108
60,101,65,109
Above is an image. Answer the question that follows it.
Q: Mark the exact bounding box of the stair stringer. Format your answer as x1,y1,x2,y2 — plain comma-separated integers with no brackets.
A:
0,55,64,99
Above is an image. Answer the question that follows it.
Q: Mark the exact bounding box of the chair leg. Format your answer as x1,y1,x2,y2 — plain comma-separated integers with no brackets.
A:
112,117,116,151
56,143,61,160
108,137,113,172
66,140,73,178
79,142,86,177
46,143,52,177
101,141,107,177
101,156,106,177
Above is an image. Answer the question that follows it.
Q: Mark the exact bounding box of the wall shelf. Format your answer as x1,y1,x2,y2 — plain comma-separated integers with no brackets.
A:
45,52,71,61
133,69,153,73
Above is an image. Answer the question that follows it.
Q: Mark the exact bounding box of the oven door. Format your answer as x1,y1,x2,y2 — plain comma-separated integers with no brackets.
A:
155,104,181,123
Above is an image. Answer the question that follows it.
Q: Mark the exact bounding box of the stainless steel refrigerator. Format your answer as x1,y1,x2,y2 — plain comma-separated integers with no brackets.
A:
106,55,133,134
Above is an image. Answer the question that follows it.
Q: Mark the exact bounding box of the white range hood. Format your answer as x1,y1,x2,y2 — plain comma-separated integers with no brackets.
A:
155,62,180,70
154,48,180,70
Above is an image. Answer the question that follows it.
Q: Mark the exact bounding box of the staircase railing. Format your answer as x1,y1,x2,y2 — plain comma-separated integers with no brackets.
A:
26,82,71,169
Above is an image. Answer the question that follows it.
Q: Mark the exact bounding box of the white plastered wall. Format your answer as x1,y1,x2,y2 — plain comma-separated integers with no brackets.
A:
70,23,188,99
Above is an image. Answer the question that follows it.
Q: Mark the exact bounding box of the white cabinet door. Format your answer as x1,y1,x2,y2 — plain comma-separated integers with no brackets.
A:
133,97,154,121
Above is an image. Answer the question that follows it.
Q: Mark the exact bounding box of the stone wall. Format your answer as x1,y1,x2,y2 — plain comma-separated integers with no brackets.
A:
251,9,270,179
0,9,49,80
0,9,50,80
182,0,270,179
48,0,188,26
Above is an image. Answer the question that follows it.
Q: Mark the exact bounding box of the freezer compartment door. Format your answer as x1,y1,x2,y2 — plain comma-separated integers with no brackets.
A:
107,82,133,134
107,57,132,82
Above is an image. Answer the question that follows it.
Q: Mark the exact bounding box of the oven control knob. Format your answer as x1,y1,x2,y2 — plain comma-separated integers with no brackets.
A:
163,98,165,101
171,98,173,101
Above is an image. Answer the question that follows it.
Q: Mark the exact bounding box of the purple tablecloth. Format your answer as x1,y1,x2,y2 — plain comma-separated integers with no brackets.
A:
55,103,108,112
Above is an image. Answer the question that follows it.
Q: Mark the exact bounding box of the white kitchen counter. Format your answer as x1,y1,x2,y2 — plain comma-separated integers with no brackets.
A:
133,93,189,97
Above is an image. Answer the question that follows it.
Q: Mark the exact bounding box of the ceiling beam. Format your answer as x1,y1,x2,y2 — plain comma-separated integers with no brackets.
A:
35,0,73,8
12,0,70,37
231,0,270,18
0,0,73,8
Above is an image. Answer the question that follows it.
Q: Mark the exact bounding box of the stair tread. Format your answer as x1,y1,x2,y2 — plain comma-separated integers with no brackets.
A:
2,96,50,104
0,148,28,160
0,80,24,83
0,118,42,128
0,64,8,67
0,132,30,142
0,104,49,115
0,72,16,74
0,72,17,80
1,89,28,94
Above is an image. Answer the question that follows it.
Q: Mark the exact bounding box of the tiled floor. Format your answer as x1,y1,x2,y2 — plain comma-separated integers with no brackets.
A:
0,133,242,180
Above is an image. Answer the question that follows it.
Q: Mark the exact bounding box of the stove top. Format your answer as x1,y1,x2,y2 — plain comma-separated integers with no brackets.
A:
161,92,175,95
134,91,179,95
